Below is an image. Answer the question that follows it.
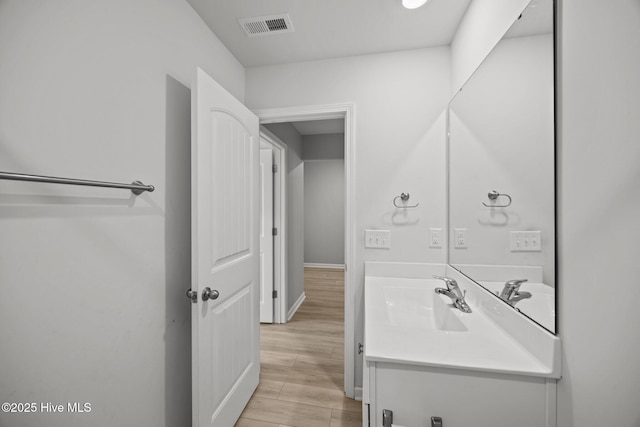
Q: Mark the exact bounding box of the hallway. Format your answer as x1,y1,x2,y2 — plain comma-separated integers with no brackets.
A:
236,268,361,427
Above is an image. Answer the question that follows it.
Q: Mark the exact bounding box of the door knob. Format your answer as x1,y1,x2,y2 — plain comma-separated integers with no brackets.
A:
186,288,197,303
202,287,219,301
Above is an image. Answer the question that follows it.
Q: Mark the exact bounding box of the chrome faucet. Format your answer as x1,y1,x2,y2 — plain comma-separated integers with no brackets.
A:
498,279,532,306
433,276,472,313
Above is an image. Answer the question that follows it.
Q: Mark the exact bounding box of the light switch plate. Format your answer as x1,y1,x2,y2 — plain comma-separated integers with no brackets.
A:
365,229,391,249
510,230,541,252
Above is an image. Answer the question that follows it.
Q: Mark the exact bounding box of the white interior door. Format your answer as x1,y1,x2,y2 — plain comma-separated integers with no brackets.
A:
191,67,260,427
259,147,274,323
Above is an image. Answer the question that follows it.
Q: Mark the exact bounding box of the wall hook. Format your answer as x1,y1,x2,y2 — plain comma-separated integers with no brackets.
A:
393,192,419,208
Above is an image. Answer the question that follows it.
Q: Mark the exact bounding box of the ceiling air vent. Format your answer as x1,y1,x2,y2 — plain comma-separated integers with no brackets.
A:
239,13,294,37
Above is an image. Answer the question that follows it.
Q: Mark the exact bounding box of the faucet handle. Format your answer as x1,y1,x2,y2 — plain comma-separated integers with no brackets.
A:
505,279,528,289
499,279,528,301
455,290,472,313
433,276,458,289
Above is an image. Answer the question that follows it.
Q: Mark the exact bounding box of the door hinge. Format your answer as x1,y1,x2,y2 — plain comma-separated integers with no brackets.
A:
272,290,278,299
272,164,278,173
272,227,278,236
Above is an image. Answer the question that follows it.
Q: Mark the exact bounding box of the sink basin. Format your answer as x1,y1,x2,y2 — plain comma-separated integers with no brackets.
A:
364,263,562,379
383,286,468,332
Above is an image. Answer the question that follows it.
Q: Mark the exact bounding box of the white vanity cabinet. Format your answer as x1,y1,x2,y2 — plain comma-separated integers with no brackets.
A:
363,360,557,427
362,262,561,427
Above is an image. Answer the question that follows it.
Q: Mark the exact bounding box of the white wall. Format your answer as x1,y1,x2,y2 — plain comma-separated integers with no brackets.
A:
246,47,451,386
454,0,640,424
303,133,345,266
304,160,345,266
450,0,530,93
557,0,640,425
449,34,555,286
262,123,306,314
302,133,345,160
0,1,244,426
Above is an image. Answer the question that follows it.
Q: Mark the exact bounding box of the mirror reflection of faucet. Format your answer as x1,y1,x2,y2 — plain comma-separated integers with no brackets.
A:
497,279,532,307
433,276,472,313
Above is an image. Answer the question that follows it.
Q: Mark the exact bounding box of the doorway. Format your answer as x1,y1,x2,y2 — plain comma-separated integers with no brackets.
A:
259,132,287,324
254,103,356,399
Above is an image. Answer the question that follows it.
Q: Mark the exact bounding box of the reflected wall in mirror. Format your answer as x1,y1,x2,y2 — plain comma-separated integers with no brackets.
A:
448,0,556,333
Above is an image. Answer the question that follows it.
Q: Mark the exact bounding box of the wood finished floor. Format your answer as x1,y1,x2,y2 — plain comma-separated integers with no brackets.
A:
236,267,362,427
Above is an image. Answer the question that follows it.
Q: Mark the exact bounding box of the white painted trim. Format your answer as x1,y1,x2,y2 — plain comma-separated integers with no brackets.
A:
354,387,363,402
287,292,306,322
254,103,356,399
545,379,557,427
260,128,288,325
304,263,345,270
257,105,347,123
344,103,356,400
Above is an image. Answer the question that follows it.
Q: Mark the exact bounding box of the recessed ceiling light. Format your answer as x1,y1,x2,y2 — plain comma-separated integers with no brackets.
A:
402,0,428,9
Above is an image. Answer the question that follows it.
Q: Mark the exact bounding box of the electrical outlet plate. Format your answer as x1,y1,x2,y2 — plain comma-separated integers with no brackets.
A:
454,228,467,249
365,229,391,249
510,230,541,252
429,228,442,248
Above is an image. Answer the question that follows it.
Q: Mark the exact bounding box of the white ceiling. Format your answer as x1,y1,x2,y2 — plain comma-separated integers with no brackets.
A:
186,0,472,67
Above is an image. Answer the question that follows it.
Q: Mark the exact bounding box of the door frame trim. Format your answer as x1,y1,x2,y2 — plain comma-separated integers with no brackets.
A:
253,103,356,399
259,128,288,324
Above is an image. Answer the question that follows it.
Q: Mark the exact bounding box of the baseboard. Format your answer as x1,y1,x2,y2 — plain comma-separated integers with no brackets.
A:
287,292,306,321
304,263,345,270
354,387,363,402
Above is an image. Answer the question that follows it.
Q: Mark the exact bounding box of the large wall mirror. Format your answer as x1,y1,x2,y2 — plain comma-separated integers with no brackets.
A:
448,0,556,333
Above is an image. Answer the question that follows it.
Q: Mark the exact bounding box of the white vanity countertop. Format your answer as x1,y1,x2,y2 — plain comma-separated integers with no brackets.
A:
365,274,560,378
481,281,556,332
